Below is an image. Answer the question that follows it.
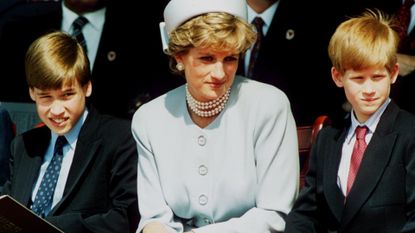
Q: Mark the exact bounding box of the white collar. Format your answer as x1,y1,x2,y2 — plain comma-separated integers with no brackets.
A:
61,1,106,33
346,98,391,143
247,1,279,27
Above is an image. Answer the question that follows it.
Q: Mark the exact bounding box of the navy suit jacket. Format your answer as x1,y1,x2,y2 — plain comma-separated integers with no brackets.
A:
0,1,181,119
0,106,13,189
2,107,138,233
285,101,415,233
239,0,345,126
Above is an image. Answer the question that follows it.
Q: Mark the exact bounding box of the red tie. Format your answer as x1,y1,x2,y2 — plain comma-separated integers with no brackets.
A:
346,126,368,196
248,17,264,79
394,0,415,52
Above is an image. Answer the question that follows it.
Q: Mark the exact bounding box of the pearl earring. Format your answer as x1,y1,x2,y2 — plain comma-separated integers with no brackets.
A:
176,63,184,71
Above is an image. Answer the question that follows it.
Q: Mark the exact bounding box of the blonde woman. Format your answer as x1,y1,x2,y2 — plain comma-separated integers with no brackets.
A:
132,0,299,232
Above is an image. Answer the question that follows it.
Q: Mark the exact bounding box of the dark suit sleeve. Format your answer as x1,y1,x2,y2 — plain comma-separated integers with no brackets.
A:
45,123,138,233
400,132,415,232
285,131,324,233
0,107,13,189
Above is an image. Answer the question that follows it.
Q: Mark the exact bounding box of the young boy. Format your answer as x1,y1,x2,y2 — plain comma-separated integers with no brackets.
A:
1,31,138,233
285,9,415,233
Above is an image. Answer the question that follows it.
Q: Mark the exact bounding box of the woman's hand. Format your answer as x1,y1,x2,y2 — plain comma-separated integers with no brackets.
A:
142,221,169,233
397,53,415,76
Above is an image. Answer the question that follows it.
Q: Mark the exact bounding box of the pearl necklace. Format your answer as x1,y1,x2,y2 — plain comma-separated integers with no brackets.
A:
186,84,231,118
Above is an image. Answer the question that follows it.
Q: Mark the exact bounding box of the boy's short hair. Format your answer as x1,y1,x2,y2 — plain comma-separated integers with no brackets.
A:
328,9,399,74
25,31,91,89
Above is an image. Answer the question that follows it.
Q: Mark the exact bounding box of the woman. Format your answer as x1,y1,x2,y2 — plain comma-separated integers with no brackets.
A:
132,0,299,232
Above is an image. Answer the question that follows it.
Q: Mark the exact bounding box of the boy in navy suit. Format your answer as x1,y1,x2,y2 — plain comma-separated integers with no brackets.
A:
2,31,138,233
285,9,415,233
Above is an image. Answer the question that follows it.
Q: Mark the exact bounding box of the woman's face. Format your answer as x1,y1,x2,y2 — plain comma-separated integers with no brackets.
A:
176,47,239,102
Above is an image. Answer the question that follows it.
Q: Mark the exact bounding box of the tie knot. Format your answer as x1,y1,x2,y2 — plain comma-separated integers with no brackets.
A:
54,136,67,155
355,126,368,140
252,17,264,32
72,16,88,30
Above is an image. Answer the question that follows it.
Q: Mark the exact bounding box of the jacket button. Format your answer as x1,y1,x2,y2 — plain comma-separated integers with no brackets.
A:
198,165,208,175
199,194,208,205
197,135,206,146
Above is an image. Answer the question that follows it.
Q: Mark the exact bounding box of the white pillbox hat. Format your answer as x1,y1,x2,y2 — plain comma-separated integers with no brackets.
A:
160,0,248,53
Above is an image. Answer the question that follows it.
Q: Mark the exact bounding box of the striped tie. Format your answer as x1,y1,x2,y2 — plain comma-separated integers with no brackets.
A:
72,16,88,53
247,17,264,79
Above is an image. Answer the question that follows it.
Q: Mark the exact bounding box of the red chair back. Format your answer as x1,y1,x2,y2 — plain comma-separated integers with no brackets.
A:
297,115,331,188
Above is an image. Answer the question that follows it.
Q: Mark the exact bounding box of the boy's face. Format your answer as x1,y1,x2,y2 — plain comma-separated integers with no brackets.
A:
331,64,399,123
29,80,92,135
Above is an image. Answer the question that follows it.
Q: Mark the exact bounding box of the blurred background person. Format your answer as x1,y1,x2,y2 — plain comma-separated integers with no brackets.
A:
238,0,345,126
0,0,182,121
390,0,415,113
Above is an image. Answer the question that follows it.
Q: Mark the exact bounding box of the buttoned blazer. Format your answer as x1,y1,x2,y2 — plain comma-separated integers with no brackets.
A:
0,1,178,119
1,107,138,233
285,101,415,233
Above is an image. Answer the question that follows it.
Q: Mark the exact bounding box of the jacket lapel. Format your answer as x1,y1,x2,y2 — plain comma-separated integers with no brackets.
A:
341,102,400,226
49,108,102,214
323,129,347,222
15,156,42,206
14,127,50,206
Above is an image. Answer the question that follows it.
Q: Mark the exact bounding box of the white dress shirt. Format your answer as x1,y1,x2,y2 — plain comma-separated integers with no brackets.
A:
61,2,106,69
132,76,299,233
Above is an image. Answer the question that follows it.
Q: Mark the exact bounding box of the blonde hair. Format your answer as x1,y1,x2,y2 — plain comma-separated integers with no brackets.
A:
328,9,399,74
167,12,256,73
25,31,91,89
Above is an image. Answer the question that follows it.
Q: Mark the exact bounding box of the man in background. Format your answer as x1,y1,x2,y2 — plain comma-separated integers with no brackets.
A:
0,0,181,119
240,0,345,126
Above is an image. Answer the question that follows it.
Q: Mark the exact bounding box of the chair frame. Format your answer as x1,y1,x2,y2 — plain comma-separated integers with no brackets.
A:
297,115,331,187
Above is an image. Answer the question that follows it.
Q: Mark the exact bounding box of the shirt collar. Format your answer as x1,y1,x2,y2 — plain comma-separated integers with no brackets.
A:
247,1,279,29
50,108,89,150
346,98,391,143
61,1,106,33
